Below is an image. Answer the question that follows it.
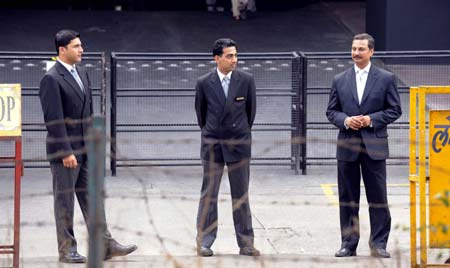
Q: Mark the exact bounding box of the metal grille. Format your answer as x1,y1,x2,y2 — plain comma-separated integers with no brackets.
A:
110,53,301,175
3,50,450,173
0,52,106,167
303,51,450,165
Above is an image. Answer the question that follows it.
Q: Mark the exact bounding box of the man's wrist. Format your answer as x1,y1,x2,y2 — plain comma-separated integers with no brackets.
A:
344,117,350,129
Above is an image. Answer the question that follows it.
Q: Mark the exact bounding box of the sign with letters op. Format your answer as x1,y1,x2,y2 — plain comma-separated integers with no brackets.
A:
0,84,21,136
429,110,450,247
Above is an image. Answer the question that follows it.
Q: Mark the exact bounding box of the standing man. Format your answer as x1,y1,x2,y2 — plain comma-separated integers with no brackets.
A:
195,38,259,257
326,33,402,258
231,0,256,20
39,29,137,263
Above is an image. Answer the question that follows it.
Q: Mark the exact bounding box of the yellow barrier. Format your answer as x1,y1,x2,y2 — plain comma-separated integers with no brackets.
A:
410,86,450,268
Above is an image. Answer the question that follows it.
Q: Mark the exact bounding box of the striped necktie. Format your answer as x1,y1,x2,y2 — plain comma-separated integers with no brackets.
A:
222,76,230,97
70,68,85,93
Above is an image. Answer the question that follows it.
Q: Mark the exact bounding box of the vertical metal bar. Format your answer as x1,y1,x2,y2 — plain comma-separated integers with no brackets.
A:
300,54,307,175
100,52,107,116
100,53,107,178
291,53,301,174
13,137,22,268
110,53,117,176
87,116,106,268
409,87,418,268
418,87,427,266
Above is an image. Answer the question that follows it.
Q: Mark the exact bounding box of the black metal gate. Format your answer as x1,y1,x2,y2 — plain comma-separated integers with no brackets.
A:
0,52,107,167
110,52,304,175
302,51,450,165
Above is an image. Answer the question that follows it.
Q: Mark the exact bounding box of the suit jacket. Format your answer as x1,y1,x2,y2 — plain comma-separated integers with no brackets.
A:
195,69,256,163
326,65,402,161
39,61,93,163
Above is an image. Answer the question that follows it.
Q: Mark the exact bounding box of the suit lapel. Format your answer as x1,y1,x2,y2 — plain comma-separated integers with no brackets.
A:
223,70,241,116
348,69,359,105
360,66,379,105
227,71,240,102
209,71,226,106
55,62,85,102
77,67,90,98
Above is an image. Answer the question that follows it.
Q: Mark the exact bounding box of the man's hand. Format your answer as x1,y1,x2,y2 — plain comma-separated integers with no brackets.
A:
62,154,78,168
345,116,363,130
357,115,371,128
345,115,371,130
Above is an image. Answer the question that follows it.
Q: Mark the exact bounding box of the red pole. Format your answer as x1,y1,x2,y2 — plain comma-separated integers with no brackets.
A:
13,137,22,268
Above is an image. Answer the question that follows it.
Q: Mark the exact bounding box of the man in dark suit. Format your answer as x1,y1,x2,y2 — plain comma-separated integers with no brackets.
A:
195,38,259,257
326,33,402,258
39,29,137,263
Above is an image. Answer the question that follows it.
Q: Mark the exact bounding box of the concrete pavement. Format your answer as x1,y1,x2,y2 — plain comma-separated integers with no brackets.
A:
1,165,448,267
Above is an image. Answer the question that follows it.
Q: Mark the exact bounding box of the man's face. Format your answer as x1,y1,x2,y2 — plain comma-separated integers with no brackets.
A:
215,46,237,74
351,39,373,68
60,37,83,65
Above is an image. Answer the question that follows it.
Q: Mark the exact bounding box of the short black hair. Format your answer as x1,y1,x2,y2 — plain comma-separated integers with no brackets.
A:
212,38,237,57
54,29,80,55
353,33,375,50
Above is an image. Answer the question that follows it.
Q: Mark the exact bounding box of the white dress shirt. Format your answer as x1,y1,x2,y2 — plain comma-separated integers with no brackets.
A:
354,62,371,104
57,58,76,73
344,62,372,129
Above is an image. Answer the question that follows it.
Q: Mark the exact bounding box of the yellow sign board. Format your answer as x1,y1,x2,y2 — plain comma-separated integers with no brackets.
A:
429,110,450,248
0,84,21,136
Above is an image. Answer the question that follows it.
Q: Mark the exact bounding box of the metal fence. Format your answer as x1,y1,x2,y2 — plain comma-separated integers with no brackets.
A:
302,51,450,166
0,52,107,167
2,51,449,173
110,52,302,175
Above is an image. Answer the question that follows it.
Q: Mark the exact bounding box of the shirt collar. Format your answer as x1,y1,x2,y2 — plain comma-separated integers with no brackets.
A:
57,58,76,73
216,68,232,81
354,62,371,74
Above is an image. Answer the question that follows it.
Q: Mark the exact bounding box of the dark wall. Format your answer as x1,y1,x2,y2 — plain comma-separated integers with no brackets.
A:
367,0,450,50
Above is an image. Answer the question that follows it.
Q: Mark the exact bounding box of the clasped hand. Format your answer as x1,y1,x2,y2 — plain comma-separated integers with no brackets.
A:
345,115,371,130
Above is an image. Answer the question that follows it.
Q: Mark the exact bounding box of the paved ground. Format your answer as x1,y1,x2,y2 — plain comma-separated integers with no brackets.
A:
0,1,363,53
2,165,449,268
1,2,449,268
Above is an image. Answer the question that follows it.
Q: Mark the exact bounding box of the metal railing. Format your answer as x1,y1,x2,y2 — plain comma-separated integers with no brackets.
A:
302,50,450,166
110,52,303,175
0,52,107,167
2,50,450,173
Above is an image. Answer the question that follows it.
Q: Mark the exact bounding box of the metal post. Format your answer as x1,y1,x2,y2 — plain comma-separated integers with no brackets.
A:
13,137,22,268
110,53,117,176
409,87,418,268
293,52,307,175
87,116,106,268
290,54,300,174
100,53,107,116
418,88,427,266
300,55,307,175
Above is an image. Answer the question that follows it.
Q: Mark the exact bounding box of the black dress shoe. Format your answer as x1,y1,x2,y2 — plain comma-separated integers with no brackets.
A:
59,252,86,263
239,246,260,256
335,247,356,257
370,248,390,258
445,257,450,263
104,239,137,260
197,246,213,257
